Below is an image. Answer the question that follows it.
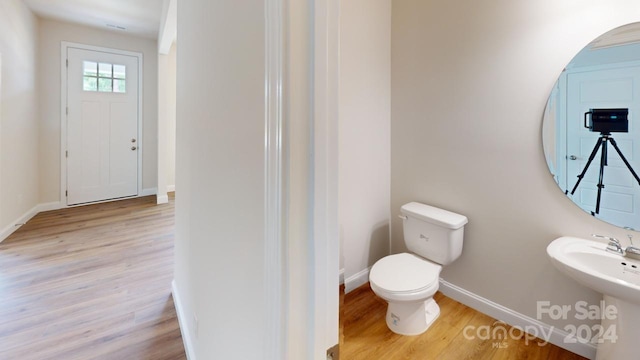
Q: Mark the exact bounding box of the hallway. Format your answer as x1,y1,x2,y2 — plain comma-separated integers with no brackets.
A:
0,195,185,359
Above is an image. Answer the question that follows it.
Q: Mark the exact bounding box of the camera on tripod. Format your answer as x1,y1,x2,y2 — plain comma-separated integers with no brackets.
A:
584,108,629,133
569,107,639,216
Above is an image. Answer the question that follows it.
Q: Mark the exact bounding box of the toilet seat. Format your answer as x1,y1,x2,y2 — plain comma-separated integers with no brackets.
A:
370,253,441,301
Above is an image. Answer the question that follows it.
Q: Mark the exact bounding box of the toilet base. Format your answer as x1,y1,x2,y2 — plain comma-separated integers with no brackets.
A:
385,298,440,336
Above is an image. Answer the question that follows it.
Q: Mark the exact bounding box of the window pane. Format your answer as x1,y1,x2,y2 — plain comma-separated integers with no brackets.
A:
98,78,113,92
113,64,126,79
83,76,97,91
98,63,112,78
83,61,98,77
113,79,126,93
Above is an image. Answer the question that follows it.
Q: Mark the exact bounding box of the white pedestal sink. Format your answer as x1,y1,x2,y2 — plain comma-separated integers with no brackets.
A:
547,236,640,360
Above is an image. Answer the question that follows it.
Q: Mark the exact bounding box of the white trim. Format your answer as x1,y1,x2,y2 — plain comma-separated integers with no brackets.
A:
62,195,151,208
156,195,169,204
264,0,286,357
556,71,568,191
439,279,597,360
60,43,66,206
37,201,63,212
60,41,144,207
158,0,177,54
280,0,339,357
344,267,371,294
167,185,175,192
311,0,341,357
172,280,196,360
0,204,39,244
566,59,640,73
339,268,345,285
141,187,158,196
0,54,2,232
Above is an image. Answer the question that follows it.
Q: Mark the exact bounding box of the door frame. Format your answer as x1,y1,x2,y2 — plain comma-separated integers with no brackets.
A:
280,0,340,357
60,42,144,206
265,0,340,357
311,0,340,357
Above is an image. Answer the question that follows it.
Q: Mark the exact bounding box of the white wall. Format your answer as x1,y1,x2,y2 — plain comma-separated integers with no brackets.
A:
391,0,640,334
173,0,267,358
38,18,159,203
0,0,40,235
339,0,391,291
157,42,176,203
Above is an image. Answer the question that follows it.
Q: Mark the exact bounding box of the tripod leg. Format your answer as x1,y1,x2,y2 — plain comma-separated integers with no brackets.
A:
594,138,608,215
569,137,604,195
608,137,640,186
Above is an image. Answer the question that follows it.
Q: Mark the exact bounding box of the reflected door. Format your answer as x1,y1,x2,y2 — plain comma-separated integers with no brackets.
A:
66,47,139,205
566,66,640,228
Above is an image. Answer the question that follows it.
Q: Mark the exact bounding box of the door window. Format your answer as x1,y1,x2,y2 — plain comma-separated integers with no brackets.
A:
83,61,126,93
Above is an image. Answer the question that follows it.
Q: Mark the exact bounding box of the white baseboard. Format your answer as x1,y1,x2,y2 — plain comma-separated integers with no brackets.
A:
37,201,63,212
167,184,175,192
172,280,196,360
344,267,370,294
141,187,158,196
439,279,596,360
339,268,345,285
156,194,169,204
0,204,40,243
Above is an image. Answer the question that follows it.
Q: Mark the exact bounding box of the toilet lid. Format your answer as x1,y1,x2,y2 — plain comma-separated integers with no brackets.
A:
370,253,440,293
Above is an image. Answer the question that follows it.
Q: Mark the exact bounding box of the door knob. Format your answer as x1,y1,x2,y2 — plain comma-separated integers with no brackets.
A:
569,155,577,160
131,146,137,151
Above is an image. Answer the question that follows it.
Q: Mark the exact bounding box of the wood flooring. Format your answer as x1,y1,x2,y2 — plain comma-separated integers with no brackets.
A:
341,284,588,360
0,194,591,360
0,195,186,360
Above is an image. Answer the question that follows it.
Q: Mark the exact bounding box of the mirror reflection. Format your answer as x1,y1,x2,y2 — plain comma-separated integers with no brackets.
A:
543,23,640,230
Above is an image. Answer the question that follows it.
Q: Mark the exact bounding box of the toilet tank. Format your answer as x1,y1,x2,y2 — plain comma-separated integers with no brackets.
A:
400,202,468,265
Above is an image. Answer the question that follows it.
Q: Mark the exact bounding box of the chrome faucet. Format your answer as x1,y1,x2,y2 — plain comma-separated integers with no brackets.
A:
607,240,624,255
592,234,624,255
625,235,640,260
592,233,640,259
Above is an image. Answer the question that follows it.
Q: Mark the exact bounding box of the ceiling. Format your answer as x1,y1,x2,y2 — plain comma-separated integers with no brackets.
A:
24,0,164,39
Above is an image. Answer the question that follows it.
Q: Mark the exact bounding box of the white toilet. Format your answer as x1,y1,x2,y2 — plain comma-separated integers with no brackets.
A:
369,202,468,336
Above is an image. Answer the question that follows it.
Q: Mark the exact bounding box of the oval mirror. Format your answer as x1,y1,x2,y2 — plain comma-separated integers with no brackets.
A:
543,23,640,230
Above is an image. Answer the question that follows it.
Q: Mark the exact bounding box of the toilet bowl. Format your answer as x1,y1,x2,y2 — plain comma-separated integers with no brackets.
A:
369,202,467,336
370,253,442,335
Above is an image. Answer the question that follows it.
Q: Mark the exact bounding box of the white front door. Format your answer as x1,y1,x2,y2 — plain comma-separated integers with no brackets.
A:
66,47,139,205
566,66,640,228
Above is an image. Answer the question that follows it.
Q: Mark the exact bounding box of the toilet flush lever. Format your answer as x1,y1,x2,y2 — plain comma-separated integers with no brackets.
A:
398,215,408,220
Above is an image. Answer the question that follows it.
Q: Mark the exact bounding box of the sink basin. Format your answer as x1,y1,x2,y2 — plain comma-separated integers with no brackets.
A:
547,236,640,360
547,236,640,304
